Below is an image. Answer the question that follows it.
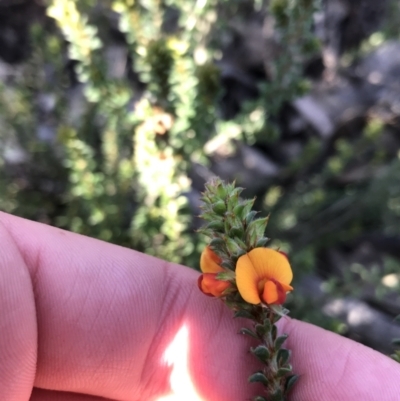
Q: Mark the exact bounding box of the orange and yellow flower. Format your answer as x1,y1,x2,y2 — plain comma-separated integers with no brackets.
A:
236,248,293,305
198,246,231,297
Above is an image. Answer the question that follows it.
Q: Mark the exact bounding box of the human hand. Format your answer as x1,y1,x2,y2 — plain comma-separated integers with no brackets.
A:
1,212,399,401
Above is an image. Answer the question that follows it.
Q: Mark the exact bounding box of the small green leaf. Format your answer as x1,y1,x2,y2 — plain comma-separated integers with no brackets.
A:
229,226,244,238
248,372,269,386
255,323,268,337
225,237,243,254
251,345,271,363
274,334,288,350
241,198,255,218
271,324,277,340
233,236,247,249
246,217,269,238
235,246,247,257
231,186,243,196
223,181,234,193
197,228,212,238
277,366,292,377
239,328,258,339
200,212,215,221
284,374,299,393
225,213,242,229
270,304,289,318
256,237,269,247
221,286,236,296
233,202,245,217
227,187,242,209
246,226,259,248
277,348,291,366
205,220,224,231
220,261,234,270
209,237,225,248
392,338,400,347
215,187,226,200
245,210,258,225
262,318,272,332
212,200,226,215
216,271,234,281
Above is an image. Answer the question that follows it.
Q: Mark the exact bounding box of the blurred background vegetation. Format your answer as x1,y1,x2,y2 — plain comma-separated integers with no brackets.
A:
1,0,400,356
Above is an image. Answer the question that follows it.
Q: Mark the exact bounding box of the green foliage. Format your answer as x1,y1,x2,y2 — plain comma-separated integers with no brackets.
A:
392,315,400,362
227,0,319,145
0,0,227,265
267,0,319,110
199,178,297,400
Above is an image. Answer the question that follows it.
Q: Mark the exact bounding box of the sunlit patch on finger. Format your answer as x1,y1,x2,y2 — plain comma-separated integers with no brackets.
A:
157,324,203,401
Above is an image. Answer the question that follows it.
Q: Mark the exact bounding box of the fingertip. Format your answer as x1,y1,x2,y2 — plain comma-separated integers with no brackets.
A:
279,319,400,400
0,220,38,400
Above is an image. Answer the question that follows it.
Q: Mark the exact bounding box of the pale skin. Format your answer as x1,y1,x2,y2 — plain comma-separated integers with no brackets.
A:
1,212,400,401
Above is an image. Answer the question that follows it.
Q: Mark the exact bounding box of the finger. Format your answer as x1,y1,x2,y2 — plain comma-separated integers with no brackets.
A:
0,218,37,400
0,213,260,401
30,388,115,401
281,318,400,401
0,212,171,400
2,212,400,401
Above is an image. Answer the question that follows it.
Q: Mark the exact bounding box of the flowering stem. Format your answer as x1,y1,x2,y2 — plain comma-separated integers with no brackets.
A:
243,307,296,401
198,178,297,401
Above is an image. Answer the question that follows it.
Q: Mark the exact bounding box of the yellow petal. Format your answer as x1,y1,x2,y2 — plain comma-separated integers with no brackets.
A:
236,248,293,304
200,246,223,273
235,252,262,304
247,248,293,284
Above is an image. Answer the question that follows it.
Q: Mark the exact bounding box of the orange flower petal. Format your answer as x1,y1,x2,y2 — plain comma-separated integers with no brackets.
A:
198,273,230,297
263,280,281,304
236,248,293,305
200,246,223,273
262,279,293,304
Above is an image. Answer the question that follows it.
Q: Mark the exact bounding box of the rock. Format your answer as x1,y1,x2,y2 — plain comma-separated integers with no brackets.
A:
354,41,400,120
293,95,335,138
296,273,400,353
323,297,400,353
293,77,375,139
